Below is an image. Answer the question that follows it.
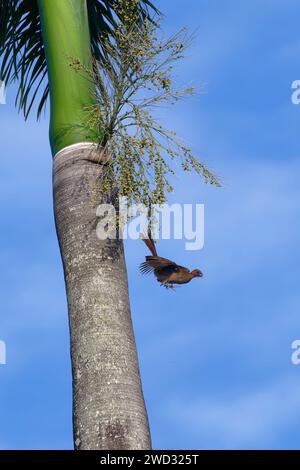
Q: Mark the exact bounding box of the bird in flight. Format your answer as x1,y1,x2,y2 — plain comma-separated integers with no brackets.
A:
140,233,203,289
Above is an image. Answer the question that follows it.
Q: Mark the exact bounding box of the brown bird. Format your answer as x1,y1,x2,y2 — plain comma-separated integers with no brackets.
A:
140,233,203,289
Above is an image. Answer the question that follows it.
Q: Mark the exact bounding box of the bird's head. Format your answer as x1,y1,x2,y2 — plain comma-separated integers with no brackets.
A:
191,269,203,278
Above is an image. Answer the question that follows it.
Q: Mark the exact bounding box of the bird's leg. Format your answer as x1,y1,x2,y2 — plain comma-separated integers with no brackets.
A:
168,284,176,292
161,277,175,290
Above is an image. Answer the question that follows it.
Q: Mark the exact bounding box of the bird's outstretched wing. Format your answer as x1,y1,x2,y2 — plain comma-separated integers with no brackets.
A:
140,256,185,275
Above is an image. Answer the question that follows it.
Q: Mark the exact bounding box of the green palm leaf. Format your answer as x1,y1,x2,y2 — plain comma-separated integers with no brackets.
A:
0,0,158,119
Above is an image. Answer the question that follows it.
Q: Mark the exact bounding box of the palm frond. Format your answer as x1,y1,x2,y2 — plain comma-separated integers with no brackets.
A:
0,0,159,119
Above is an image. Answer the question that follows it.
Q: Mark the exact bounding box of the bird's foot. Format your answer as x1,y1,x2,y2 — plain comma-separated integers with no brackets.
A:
161,282,176,291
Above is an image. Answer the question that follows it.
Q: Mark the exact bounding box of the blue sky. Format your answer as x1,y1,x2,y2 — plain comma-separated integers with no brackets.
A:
1,0,300,450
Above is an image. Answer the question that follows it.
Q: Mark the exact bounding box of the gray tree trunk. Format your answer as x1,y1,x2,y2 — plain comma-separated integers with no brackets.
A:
53,142,151,450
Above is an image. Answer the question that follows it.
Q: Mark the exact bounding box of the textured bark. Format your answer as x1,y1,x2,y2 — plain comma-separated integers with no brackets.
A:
53,142,151,450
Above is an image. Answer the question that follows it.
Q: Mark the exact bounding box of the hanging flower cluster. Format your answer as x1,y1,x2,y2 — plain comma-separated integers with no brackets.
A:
70,0,221,208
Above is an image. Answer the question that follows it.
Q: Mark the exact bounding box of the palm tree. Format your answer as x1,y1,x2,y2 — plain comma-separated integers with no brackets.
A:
0,0,157,450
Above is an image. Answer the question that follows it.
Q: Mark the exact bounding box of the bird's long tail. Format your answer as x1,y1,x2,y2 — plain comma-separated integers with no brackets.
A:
140,232,158,256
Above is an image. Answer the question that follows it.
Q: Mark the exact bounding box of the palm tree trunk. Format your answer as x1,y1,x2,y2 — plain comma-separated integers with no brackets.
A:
53,143,151,449
37,0,151,449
